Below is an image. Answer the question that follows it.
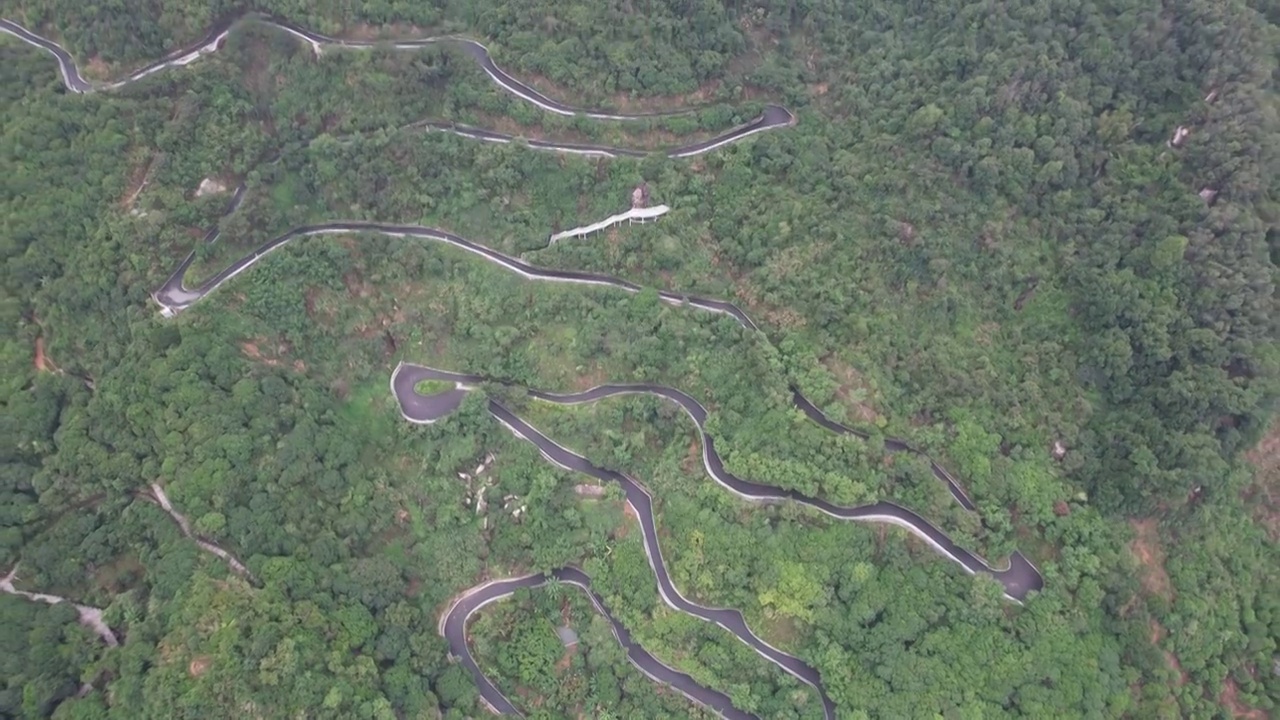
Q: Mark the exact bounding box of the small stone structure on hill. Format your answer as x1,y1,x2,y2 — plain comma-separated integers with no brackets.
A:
631,182,650,209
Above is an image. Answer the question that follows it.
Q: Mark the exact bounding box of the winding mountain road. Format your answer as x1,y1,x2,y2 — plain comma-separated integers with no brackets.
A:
440,567,762,719
393,365,1038,596
3,13,730,120
7,15,1043,719
396,362,1041,718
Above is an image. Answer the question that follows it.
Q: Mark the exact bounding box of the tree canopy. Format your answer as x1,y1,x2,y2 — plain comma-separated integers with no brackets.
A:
1,0,1276,718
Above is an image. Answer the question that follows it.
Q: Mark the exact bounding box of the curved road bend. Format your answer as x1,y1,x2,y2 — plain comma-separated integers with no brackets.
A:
149,97,788,314
410,106,794,160
420,377,839,719
161,217,1013,570
5,11,1045,714
1,16,795,163
150,208,776,317
395,363,1043,600
399,362,1044,716
440,567,760,719
0,14,795,124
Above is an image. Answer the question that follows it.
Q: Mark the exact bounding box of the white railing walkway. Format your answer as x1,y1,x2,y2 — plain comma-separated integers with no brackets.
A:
548,205,670,244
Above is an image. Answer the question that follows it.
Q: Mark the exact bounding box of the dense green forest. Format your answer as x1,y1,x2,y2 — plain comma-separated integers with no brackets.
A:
2,0,1277,718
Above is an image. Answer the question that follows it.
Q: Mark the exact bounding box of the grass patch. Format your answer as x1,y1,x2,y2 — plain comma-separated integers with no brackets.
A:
269,170,319,216
414,378,453,395
339,379,395,429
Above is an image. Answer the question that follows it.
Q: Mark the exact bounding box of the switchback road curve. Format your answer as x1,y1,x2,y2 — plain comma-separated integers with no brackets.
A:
408,366,838,719
399,362,1041,718
146,107,788,316
0,13,783,121
392,365,1040,598
439,567,759,719
408,110,795,160
158,214,1022,579
8,13,1043,717
0,14,794,156
149,204,1042,716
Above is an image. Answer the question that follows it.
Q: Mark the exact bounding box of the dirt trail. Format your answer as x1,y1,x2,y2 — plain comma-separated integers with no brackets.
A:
34,336,59,373
1,565,119,646
148,483,255,581
121,154,157,209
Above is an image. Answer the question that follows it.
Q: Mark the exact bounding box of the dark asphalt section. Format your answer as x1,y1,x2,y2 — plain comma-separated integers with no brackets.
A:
404,363,1045,718
389,363,471,423
0,18,791,316
5,14,1044,716
1,13,791,130
440,567,759,720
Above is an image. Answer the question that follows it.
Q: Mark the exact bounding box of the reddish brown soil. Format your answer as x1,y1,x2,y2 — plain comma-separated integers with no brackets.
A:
34,336,58,373
571,365,607,392
1148,619,1189,686
121,154,155,209
1244,420,1280,541
1247,421,1280,470
188,656,211,678
554,643,577,674
83,56,111,80
240,339,304,372
1219,677,1267,719
1129,519,1174,601
681,438,701,474
822,355,880,425
613,501,638,540
240,340,273,365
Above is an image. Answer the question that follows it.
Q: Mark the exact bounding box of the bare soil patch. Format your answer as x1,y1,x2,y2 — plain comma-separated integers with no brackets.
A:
681,438,702,474
240,338,303,372
821,355,881,425
121,154,156,209
733,275,807,330
554,644,576,674
974,321,1000,347
1148,619,1189,686
93,554,146,595
612,501,638,540
1220,677,1267,719
343,270,375,299
84,56,111,81
34,336,59,373
188,656,211,678
240,340,274,365
1243,420,1280,542
1128,519,1174,601
1246,420,1280,471
570,365,607,392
